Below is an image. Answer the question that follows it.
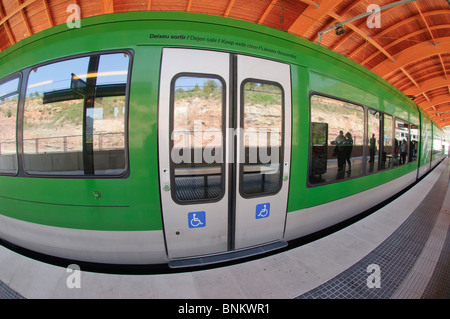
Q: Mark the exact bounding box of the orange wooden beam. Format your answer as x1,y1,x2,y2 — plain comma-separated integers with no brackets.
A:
187,0,193,12
300,0,320,8
42,0,54,28
421,95,450,111
355,24,450,64
395,69,450,92
328,11,396,63
439,54,448,80
311,0,365,42
368,9,448,42
258,0,278,25
224,0,235,17
429,117,450,128
404,78,450,97
433,104,450,113
330,1,407,54
414,2,437,46
329,18,367,52
352,10,449,62
0,0,37,28
288,0,339,37
371,37,450,78
17,0,32,37
0,5,15,46
428,105,450,123
102,0,114,14
400,67,419,88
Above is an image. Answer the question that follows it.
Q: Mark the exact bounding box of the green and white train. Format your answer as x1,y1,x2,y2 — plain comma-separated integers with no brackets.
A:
0,12,445,267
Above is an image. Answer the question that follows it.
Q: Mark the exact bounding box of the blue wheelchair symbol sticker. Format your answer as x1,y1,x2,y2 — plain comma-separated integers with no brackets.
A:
255,203,270,219
188,211,206,228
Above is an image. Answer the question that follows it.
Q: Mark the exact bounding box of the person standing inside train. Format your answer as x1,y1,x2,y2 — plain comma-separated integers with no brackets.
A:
400,139,407,165
369,133,376,163
334,130,346,172
344,132,353,175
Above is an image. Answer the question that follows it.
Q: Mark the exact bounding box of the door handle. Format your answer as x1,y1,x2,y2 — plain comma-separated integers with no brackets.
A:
283,162,289,181
162,168,171,191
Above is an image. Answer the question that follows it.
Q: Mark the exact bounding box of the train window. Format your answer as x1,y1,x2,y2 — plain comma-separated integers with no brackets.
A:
0,77,19,174
366,109,381,174
240,80,283,196
23,52,130,176
410,123,419,162
382,114,394,169
309,94,364,185
394,118,410,166
170,75,225,202
432,131,445,160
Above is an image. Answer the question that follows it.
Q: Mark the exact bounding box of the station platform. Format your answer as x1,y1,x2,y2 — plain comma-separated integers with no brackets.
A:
1,160,449,299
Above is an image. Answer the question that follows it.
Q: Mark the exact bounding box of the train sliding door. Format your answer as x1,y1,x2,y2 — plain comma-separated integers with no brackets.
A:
234,55,291,250
158,48,291,261
158,49,230,259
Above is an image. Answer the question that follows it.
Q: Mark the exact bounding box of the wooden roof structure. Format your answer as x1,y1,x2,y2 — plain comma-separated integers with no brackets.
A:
1,0,449,126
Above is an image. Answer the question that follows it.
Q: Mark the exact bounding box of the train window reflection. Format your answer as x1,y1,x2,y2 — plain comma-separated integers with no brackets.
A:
432,129,445,160
171,75,225,202
383,114,394,169
394,118,410,166
240,81,283,196
309,94,364,185
23,52,129,176
366,109,380,174
0,77,19,174
410,124,419,162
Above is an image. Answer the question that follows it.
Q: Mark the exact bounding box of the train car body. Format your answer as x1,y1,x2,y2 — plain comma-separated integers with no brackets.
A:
0,12,446,267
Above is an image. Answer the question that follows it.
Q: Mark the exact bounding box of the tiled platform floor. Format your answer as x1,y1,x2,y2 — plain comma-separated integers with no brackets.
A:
1,160,449,299
0,279,24,299
297,160,450,299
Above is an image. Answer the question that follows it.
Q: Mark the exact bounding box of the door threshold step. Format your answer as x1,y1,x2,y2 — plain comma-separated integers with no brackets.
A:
168,241,288,269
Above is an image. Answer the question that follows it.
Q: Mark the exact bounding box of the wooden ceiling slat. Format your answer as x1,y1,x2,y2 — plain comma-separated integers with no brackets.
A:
358,24,450,67
372,37,450,78
0,0,37,27
288,0,339,37
187,0,193,12
17,0,32,37
258,0,277,25
404,78,450,98
42,0,54,28
311,0,365,43
0,4,15,46
439,54,448,80
422,96,450,111
224,0,235,17
414,1,437,46
328,11,396,63
351,10,449,63
102,0,114,14
401,67,420,88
